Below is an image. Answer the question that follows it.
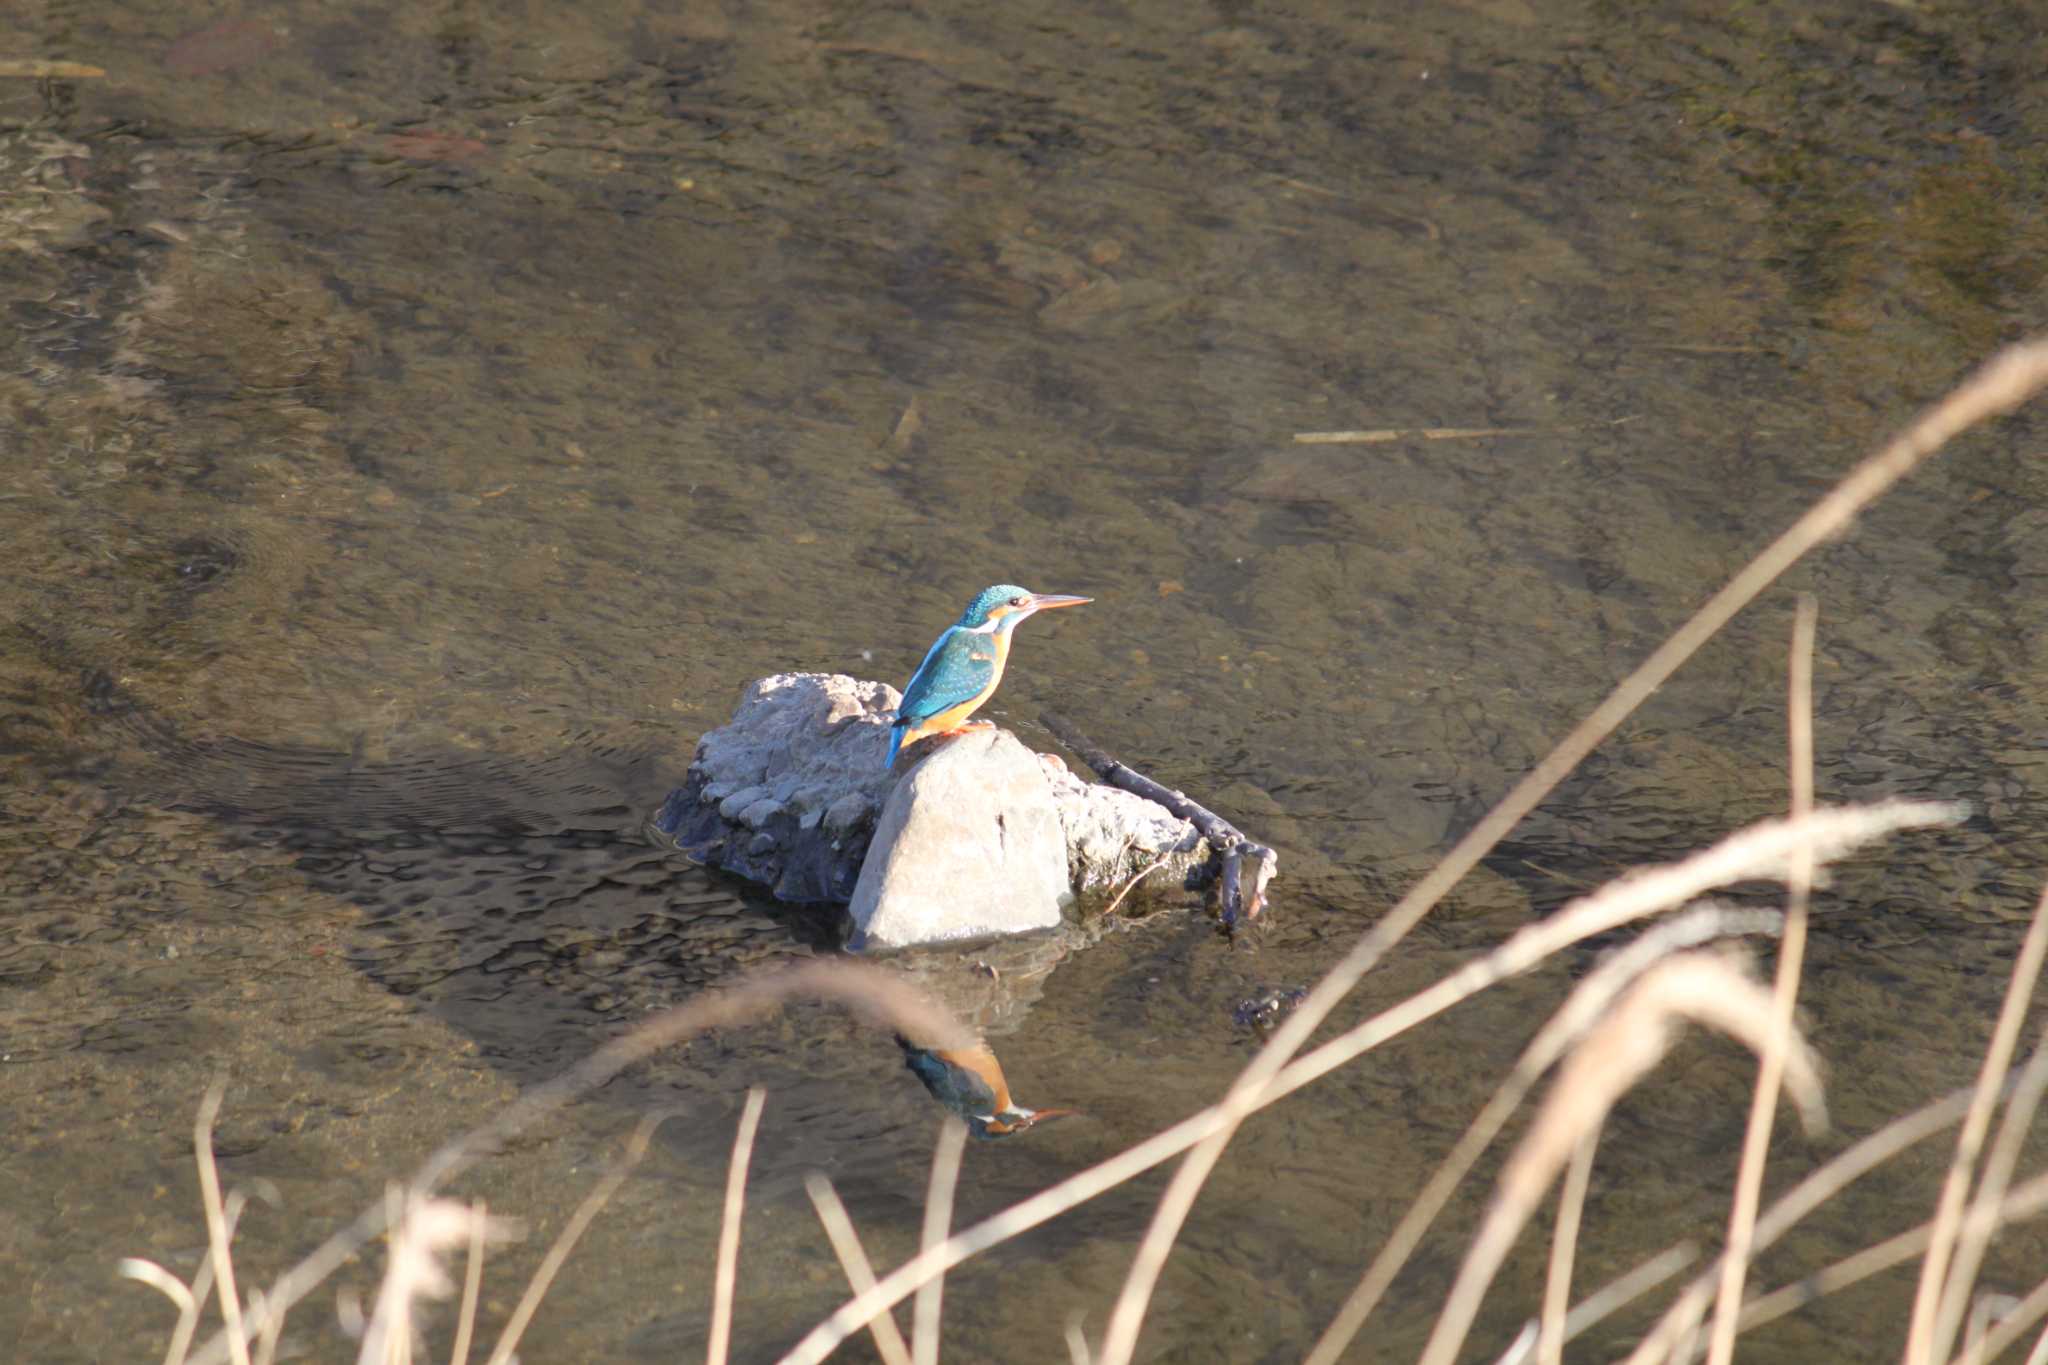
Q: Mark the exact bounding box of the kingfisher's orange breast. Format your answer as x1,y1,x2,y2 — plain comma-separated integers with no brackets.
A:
901,629,1011,739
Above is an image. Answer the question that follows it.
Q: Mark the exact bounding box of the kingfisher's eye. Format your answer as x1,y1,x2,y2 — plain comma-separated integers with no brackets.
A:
1010,595,1028,606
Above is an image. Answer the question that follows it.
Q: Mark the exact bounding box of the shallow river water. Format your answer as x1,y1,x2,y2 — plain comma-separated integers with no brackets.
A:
5,2,2048,1362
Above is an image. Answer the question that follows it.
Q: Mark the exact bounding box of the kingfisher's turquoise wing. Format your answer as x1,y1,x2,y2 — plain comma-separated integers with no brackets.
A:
897,627,999,723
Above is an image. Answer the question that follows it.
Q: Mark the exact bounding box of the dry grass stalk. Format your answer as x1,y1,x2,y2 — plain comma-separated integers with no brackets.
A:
1085,337,2048,1365
1724,1169,2048,1353
1103,849,1172,916
709,1089,768,1365
1498,1244,1701,1363
1618,1085,1980,1365
121,1260,199,1345
1100,802,1942,1365
1706,594,1820,1365
187,961,969,1365
1065,1312,1095,1364
1303,904,1784,1365
194,1085,253,1365
1961,1292,2011,1365
1416,950,1824,1365
1962,1272,2048,1365
121,1187,259,1365
1936,1023,2048,1361
1539,1129,1600,1365
794,802,1956,1365
804,1174,914,1365
483,1115,664,1365
448,1200,486,1365
1907,885,2048,1365
913,1119,969,1365
360,1194,499,1365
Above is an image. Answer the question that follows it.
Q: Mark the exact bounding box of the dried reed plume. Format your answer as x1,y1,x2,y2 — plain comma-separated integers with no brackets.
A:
1417,948,1825,1365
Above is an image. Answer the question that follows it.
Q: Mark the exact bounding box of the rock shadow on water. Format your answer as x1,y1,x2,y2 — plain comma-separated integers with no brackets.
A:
62,670,1110,1167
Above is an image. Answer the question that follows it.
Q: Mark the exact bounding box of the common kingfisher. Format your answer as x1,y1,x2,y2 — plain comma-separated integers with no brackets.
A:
887,584,1091,766
897,1036,1078,1139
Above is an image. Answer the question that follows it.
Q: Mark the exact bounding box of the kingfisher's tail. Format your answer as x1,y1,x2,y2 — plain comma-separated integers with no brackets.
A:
885,723,905,767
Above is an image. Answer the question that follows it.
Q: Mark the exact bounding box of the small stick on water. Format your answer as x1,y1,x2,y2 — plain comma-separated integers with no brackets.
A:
1936,1023,2048,1363
1291,417,1636,444
0,59,106,78
1040,711,1278,925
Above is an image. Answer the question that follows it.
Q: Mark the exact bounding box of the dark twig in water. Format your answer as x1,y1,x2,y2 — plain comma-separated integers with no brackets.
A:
1040,711,1278,926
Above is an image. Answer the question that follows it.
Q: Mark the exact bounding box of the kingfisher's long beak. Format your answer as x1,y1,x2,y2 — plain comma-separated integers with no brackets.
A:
981,1106,1081,1137
1023,593,1091,614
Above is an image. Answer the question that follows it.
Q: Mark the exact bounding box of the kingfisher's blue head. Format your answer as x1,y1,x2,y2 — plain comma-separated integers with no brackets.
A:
957,584,1092,634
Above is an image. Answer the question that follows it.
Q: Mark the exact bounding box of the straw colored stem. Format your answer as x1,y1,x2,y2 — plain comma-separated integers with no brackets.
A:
1065,1313,1095,1364
1734,1170,2048,1351
448,1200,486,1365
1621,1085,1978,1365
194,1086,253,1365
1091,337,2048,1365
1419,952,1819,1365
1706,595,1820,1365
709,1089,768,1365
1539,1129,1601,1365
484,1115,664,1365
1103,851,1172,916
1963,1273,2048,1365
1529,1244,1699,1360
805,1174,913,1365
1305,905,1783,1365
125,1188,254,1365
913,1119,968,1365
1936,1022,2048,1361
1908,886,2048,1365
119,1258,199,1365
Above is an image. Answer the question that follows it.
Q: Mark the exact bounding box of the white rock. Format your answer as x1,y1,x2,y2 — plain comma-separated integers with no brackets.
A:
847,728,1071,950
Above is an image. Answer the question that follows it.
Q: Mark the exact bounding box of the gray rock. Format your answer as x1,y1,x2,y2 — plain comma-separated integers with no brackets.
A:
1040,757,1214,898
848,729,1071,950
649,672,899,902
651,672,1219,947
